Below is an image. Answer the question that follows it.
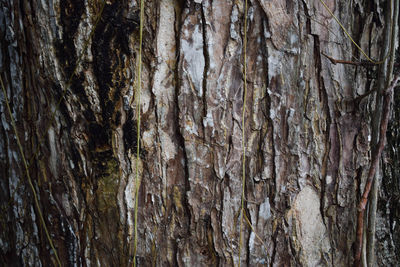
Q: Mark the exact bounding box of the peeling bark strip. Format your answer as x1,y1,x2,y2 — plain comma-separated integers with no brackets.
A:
1,0,400,266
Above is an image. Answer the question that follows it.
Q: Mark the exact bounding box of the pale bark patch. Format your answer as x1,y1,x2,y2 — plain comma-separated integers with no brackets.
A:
293,186,331,265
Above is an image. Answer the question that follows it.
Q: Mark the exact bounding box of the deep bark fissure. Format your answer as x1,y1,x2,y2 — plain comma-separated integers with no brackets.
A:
200,3,209,141
312,32,332,222
174,2,192,238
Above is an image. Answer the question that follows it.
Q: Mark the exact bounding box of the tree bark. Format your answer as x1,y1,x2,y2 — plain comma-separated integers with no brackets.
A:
0,0,399,266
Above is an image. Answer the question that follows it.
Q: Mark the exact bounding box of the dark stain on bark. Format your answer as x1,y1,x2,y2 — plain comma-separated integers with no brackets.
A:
71,74,97,122
90,1,139,171
55,0,95,122
54,3,139,264
88,122,111,152
56,0,84,77
92,1,137,125
122,108,138,152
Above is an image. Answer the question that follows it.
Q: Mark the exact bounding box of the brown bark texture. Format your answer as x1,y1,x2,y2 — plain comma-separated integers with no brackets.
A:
0,0,399,266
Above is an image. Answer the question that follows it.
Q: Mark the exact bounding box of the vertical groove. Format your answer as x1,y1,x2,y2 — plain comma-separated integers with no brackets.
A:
133,0,145,265
200,4,209,140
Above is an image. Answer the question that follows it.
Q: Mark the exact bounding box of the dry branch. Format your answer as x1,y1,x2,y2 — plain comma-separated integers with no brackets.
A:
354,73,400,267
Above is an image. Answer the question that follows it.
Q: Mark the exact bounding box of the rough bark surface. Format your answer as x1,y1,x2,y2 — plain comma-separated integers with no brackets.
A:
380,63,400,266
0,0,399,266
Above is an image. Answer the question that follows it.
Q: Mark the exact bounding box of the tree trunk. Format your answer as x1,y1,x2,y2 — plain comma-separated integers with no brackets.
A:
0,0,399,266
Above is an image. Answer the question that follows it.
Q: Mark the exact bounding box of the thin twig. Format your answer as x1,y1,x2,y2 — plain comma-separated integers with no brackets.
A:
321,52,375,66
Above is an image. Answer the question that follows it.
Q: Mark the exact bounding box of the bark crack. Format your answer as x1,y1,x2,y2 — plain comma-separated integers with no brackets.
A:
311,32,331,223
174,0,192,240
200,4,210,141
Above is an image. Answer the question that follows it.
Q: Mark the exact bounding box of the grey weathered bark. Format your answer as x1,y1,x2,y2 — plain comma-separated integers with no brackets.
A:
0,0,399,266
